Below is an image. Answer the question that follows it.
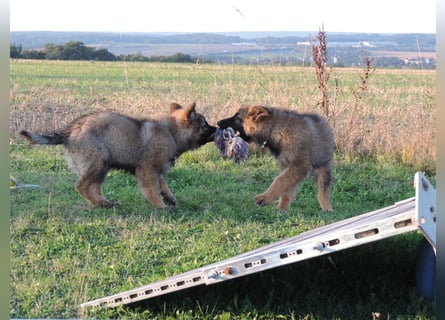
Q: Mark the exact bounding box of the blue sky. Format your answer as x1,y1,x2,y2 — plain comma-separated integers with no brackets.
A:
10,0,436,34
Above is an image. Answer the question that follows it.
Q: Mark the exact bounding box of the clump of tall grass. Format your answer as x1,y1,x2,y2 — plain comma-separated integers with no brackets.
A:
311,28,435,173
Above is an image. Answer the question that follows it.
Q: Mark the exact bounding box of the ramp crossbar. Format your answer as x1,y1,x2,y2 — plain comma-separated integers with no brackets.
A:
80,172,435,310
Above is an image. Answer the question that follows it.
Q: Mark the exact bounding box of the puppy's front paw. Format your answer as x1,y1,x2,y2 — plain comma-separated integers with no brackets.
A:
253,194,269,206
165,195,177,206
321,205,333,212
99,199,117,208
161,192,177,206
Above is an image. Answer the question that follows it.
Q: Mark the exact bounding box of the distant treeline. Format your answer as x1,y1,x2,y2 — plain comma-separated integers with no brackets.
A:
10,41,210,63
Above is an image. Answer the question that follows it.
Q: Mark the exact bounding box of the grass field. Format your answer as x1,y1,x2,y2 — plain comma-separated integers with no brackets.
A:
10,60,436,319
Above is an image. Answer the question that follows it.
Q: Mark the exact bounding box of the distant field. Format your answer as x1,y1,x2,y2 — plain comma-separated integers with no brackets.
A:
93,42,437,65
370,50,436,59
10,60,436,319
100,43,266,57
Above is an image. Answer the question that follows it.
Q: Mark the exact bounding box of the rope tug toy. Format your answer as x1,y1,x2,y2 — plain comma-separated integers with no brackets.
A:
214,127,249,164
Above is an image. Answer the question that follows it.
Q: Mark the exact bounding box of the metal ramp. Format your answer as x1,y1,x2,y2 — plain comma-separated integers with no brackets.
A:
80,172,436,310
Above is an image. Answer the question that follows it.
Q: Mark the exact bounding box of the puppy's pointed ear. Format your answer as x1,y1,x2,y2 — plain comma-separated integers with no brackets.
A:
184,101,197,121
248,105,270,122
170,102,183,113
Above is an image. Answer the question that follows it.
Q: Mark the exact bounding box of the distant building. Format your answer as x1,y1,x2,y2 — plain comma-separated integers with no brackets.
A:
353,41,374,48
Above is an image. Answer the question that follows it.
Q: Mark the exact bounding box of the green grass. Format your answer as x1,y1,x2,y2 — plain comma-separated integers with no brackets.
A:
10,60,436,319
10,143,435,319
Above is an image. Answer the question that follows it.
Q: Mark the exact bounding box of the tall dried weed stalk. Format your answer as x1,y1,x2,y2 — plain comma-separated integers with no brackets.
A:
312,25,330,118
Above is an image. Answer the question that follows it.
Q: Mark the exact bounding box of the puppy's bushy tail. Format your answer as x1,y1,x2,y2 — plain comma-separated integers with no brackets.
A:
20,130,67,145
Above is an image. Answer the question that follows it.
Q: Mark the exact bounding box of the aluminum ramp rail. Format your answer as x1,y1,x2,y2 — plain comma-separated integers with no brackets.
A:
80,172,436,310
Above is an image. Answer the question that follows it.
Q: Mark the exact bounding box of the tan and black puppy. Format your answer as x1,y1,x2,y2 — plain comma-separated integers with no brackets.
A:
218,105,334,211
21,102,216,209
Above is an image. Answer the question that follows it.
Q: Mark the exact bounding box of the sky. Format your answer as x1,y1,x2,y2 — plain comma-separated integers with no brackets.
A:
10,0,436,34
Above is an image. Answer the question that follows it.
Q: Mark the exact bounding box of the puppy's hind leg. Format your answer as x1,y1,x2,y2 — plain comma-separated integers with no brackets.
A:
76,168,114,207
314,165,333,212
66,149,115,207
135,166,166,209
